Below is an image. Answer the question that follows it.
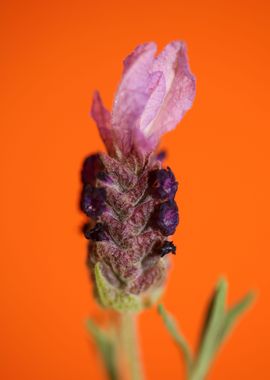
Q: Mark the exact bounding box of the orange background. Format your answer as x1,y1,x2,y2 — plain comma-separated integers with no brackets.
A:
1,1,269,379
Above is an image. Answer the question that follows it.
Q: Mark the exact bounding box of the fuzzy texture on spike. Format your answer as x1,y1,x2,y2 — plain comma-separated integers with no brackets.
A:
81,152,179,310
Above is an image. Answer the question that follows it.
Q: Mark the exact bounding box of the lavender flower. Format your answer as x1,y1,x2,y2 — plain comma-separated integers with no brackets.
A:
81,41,195,312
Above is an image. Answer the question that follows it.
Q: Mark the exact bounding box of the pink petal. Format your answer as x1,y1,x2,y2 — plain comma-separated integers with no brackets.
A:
111,42,157,154
134,71,166,151
91,91,113,154
142,42,196,149
91,42,196,157
152,41,183,93
140,71,166,131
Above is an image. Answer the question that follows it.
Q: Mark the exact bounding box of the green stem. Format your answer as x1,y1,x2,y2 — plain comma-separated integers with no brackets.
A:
188,361,209,380
120,313,144,380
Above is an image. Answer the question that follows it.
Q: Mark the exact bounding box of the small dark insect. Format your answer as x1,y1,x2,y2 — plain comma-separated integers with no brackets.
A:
160,241,176,257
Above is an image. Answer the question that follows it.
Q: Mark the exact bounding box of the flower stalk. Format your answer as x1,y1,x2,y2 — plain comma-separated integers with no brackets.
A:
119,313,144,380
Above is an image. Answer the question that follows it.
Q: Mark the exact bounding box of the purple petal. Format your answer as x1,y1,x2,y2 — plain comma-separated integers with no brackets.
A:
111,42,157,155
91,91,113,154
134,71,166,152
91,42,196,157
139,71,166,130
141,41,196,149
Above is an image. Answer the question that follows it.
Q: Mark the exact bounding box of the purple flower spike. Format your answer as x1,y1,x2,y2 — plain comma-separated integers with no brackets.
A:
149,167,178,200
81,42,195,311
154,200,179,236
81,185,106,218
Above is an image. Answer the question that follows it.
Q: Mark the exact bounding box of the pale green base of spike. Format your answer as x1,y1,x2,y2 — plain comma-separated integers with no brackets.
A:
94,262,164,313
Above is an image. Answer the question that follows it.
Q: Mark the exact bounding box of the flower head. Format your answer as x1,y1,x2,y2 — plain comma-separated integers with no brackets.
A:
81,42,195,312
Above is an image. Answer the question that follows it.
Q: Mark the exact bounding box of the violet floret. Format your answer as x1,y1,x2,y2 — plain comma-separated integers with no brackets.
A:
81,185,106,218
154,200,179,236
81,153,102,185
149,167,178,200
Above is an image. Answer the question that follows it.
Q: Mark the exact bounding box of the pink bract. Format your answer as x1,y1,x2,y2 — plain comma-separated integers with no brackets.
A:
91,41,196,157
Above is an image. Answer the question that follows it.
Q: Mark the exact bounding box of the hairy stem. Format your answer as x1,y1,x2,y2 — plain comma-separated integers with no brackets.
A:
119,313,144,380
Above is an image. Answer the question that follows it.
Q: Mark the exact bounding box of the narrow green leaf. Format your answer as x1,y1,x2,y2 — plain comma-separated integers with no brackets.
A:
190,278,228,380
197,278,227,353
190,281,255,380
86,319,118,380
217,292,255,346
158,304,193,374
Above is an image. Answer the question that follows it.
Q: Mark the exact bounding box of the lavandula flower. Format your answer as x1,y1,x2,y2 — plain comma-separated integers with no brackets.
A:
81,41,195,312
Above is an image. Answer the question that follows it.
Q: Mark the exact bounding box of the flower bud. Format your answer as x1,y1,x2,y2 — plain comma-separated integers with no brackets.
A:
81,153,102,185
153,200,179,236
81,185,106,218
149,167,178,200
